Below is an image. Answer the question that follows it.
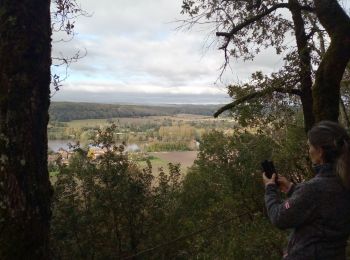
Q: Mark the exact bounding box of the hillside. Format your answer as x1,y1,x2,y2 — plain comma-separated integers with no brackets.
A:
49,102,221,121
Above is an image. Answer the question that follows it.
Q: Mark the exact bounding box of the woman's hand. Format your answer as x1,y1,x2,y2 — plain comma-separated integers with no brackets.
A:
277,175,293,193
263,173,277,187
263,174,293,193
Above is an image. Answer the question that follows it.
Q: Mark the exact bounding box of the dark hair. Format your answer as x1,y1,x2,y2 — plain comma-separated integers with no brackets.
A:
308,121,350,188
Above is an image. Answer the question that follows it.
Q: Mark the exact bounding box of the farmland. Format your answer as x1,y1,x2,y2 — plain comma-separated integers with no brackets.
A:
150,151,198,168
48,109,235,175
138,151,198,175
48,114,236,153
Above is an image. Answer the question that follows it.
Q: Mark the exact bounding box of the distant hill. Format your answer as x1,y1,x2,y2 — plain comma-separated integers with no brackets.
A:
49,102,221,122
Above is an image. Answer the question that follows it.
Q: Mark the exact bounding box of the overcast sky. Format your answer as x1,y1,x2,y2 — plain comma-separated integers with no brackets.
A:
51,0,350,105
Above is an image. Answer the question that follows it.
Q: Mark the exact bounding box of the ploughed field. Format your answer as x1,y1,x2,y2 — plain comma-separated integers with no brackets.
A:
135,151,198,176
150,151,198,169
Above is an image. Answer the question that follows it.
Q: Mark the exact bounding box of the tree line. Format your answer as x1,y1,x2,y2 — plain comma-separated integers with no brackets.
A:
50,102,220,122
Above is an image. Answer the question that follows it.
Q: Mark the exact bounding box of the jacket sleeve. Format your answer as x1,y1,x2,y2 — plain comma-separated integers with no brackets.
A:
286,183,297,197
265,183,317,230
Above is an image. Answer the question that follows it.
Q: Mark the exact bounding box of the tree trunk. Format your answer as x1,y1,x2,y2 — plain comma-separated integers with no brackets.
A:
0,0,52,259
289,0,315,132
313,0,350,123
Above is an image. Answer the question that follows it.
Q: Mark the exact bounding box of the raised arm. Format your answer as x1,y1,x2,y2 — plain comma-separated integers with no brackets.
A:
265,183,317,229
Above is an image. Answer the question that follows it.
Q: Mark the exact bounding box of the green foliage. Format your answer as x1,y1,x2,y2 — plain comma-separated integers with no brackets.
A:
272,120,313,182
169,116,313,258
226,71,301,129
176,129,287,259
51,120,321,259
51,125,183,259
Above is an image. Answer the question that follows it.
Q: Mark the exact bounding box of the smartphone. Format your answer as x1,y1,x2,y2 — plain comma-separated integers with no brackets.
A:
261,160,276,179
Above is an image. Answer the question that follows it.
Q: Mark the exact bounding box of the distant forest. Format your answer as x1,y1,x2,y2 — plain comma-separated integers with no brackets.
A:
49,102,221,122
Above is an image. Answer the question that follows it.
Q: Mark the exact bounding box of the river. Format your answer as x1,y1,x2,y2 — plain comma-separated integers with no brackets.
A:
48,140,141,152
48,140,74,152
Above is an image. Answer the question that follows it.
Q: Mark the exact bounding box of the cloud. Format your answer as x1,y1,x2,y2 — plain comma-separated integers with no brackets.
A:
52,90,231,105
75,0,183,35
51,0,285,103
58,81,226,95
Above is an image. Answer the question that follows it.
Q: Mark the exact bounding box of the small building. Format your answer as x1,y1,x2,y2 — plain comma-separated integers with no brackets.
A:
57,148,70,159
88,147,106,159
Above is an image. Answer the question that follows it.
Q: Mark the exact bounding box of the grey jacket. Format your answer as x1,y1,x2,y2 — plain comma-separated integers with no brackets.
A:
265,164,350,259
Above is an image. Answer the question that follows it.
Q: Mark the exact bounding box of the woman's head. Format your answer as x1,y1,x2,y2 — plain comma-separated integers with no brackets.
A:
307,120,350,188
307,140,324,165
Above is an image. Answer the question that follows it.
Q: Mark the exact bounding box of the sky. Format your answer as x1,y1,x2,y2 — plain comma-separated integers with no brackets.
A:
51,0,350,105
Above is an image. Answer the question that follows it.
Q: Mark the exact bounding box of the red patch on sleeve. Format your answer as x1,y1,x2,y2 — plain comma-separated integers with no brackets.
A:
284,201,290,209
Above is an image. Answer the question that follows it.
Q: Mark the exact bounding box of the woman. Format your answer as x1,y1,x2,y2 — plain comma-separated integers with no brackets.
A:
263,121,350,259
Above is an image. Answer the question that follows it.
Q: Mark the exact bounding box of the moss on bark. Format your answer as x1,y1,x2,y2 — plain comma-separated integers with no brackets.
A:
0,0,52,259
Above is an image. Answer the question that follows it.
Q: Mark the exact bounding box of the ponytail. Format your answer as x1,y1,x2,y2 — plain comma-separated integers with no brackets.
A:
336,139,350,189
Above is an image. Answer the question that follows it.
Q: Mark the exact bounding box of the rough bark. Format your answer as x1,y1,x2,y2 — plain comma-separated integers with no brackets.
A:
313,0,350,123
0,0,52,259
289,0,315,132
339,98,350,129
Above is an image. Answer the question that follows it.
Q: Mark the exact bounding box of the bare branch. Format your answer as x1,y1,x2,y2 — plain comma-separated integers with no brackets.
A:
50,48,87,96
216,3,314,50
216,3,289,49
51,0,91,92
214,86,301,118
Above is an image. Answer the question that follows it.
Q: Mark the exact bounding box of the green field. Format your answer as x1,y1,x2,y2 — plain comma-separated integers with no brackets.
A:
135,156,169,176
65,114,215,128
66,118,113,128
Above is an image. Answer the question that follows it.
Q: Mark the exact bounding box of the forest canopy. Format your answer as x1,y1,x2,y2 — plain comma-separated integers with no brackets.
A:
49,102,221,121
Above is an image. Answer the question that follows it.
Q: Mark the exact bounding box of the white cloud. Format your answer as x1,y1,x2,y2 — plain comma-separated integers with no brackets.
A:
51,0,286,103
60,81,226,95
